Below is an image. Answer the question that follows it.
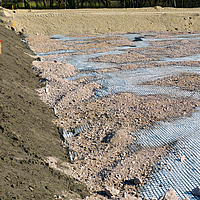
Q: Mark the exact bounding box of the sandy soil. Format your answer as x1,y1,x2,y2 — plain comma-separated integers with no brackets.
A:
1,6,200,35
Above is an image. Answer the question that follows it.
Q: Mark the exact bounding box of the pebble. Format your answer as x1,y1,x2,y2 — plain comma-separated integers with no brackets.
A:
29,186,34,191
130,177,143,185
105,186,120,198
180,155,185,162
160,188,179,200
191,186,200,197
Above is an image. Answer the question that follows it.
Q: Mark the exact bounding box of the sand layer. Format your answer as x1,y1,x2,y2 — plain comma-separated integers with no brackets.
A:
1,7,200,35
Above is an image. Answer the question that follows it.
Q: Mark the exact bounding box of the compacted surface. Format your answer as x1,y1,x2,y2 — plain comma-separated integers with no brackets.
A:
1,7,200,35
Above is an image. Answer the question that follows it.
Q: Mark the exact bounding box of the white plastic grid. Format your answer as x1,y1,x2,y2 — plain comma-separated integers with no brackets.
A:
33,32,200,199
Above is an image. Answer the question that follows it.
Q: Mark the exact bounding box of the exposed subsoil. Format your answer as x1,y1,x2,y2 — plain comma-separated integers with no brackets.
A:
1,7,200,35
0,25,89,200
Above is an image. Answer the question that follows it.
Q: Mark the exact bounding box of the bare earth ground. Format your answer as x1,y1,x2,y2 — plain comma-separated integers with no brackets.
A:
1,7,200,35
1,6,200,200
0,25,89,200
27,33,199,199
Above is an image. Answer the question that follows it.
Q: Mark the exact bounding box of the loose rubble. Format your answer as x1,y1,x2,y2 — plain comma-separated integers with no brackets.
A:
142,73,200,92
27,33,200,199
158,188,179,200
130,177,143,185
105,186,120,198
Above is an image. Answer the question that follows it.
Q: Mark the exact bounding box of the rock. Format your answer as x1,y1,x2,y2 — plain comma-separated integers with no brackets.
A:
192,186,200,197
28,186,34,191
159,188,178,200
105,186,120,198
180,155,185,162
115,196,138,200
11,26,16,31
68,149,78,163
154,5,163,9
130,177,143,185
115,192,137,200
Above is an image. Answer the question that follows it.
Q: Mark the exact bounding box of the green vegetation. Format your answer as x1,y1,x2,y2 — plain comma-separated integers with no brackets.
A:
2,0,200,9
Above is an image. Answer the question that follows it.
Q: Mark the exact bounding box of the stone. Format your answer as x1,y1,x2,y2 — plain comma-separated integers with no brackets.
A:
28,186,34,191
115,192,137,200
114,196,138,200
180,155,185,162
191,186,200,197
136,193,141,197
160,188,179,200
130,177,143,185
105,186,120,198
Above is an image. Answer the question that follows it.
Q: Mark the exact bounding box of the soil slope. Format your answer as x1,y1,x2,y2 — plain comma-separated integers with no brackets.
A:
0,25,89,199
1,7,200,35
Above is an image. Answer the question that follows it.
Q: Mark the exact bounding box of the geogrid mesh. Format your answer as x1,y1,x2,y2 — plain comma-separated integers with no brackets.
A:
34,33,200,199
135,109,200,199
130,108,200,150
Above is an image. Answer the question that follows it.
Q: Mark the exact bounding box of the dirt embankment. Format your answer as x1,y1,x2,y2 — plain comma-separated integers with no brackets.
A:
1,6,200,35
0,24,89,199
